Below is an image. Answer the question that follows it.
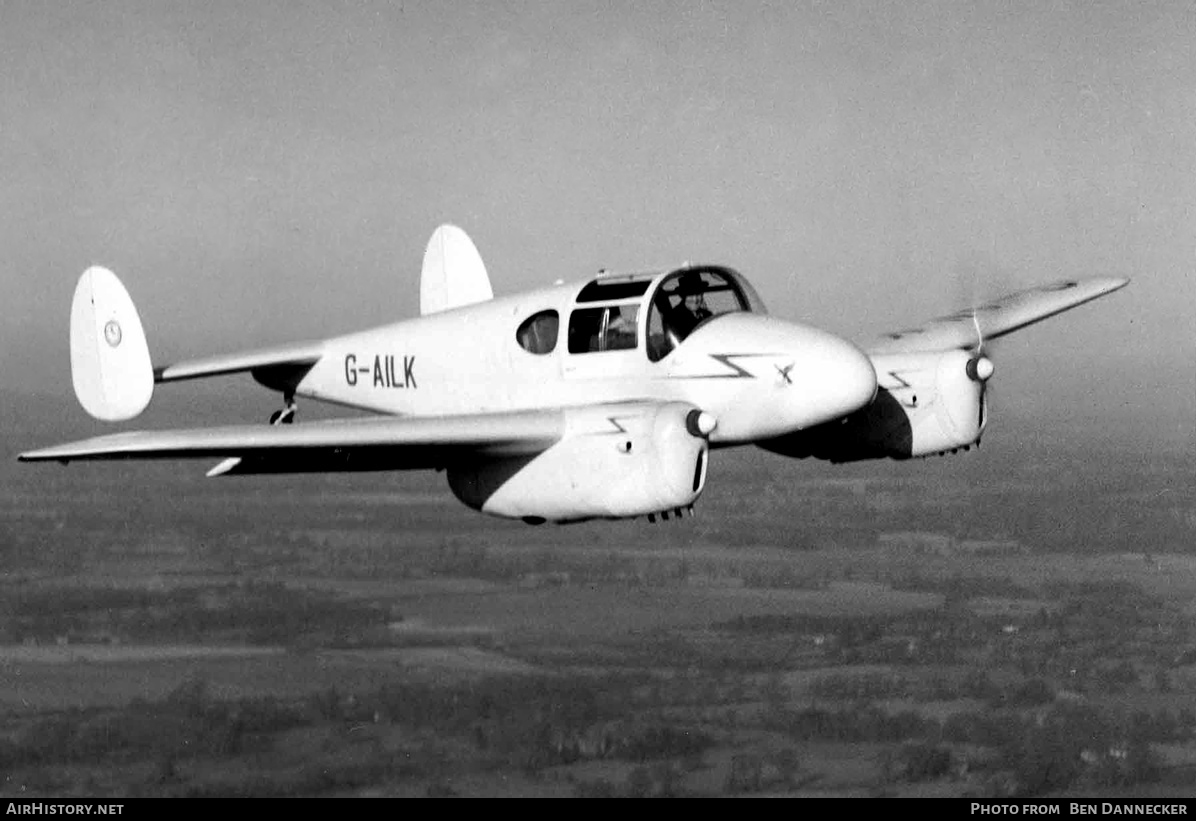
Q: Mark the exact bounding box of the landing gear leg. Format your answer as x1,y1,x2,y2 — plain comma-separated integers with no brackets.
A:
269,392,297,425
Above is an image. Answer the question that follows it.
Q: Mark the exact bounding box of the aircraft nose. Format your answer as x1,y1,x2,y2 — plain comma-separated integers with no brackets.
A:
802,332,877,424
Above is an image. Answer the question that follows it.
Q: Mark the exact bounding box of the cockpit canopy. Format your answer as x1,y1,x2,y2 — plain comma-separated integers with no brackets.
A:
553,264,765,361
646,266,765,361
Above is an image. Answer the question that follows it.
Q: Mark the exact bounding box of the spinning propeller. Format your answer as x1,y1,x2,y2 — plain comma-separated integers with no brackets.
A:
959,266,999,430
965,310,995,429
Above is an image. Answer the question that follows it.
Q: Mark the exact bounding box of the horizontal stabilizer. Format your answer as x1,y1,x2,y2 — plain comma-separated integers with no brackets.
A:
867,277,1129,355
71,266,154,421
420,224,493,316
154,341,324,383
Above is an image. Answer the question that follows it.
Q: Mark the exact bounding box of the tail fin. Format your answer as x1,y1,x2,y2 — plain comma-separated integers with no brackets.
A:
419,224,493,316
70,266,153,421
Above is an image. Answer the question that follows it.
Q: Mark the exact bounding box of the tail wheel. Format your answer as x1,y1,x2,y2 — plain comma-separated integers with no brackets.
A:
269,405,296,425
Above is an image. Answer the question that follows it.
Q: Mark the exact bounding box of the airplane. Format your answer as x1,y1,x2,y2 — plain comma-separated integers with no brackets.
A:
18,225,1128,525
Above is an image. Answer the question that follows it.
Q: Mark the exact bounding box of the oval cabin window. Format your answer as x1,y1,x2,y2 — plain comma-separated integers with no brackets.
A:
515,310,560,355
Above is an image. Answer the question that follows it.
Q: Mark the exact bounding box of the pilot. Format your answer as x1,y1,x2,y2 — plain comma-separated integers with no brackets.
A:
685,289,712,324
666,274,712,339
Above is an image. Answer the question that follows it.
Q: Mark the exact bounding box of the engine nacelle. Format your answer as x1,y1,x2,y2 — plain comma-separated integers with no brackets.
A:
447,402,710,523
758,349,990,462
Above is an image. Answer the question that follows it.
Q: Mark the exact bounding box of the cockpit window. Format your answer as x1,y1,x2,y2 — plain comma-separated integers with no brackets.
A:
647,268,754,362
567,304,640,353
516,310,559,355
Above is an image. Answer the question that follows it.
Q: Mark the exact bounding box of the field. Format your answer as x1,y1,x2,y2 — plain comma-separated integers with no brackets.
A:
2,396,1195,797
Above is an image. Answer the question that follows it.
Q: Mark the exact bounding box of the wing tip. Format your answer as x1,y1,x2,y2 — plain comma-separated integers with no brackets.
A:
16,450,66,464
1073,275,1131,301
1034,275,1129,298
1079,275,1130,293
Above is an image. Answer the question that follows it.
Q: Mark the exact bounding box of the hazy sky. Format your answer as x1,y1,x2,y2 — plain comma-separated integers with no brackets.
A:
2,2,1192,444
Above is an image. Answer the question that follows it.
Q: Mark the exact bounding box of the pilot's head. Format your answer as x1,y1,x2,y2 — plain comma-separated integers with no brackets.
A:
673,274,704,308
677,273,704,295
677,275,707,312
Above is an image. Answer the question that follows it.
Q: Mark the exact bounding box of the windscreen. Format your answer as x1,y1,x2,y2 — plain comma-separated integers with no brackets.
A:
646,267,757,361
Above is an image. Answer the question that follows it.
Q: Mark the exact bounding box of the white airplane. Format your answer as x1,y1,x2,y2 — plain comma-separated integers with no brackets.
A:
19,225,1128,524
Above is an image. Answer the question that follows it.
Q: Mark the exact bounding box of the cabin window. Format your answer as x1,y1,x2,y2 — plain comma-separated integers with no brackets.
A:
576,279,651,303
647,268,753,362
515,310,559,355
567,305,640,353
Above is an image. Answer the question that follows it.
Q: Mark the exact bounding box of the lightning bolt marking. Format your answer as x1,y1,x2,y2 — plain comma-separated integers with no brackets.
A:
606,416,630,433
677,353,786,380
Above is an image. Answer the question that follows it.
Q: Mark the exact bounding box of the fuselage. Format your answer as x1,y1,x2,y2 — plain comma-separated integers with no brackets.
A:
292,265,877,444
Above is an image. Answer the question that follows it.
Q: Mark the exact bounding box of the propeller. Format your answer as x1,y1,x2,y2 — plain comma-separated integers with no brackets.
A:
955,259,1002,431
966,331,995,431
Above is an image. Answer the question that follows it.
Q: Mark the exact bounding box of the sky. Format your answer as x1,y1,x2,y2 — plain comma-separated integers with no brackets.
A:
2,1,1192,447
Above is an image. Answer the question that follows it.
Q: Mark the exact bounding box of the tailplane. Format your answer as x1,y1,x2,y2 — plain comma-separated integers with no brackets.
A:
419,224,493,315
70,266,153,421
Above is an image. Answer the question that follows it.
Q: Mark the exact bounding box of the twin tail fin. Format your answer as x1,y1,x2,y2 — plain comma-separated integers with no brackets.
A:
70,266,154,421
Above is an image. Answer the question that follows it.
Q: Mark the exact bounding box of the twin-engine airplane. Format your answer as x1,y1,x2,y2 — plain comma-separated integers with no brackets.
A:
19,225,1128,524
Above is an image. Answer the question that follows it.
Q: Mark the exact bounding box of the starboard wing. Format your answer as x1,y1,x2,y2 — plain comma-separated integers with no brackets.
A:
18,410,563,474
866,276,1129,355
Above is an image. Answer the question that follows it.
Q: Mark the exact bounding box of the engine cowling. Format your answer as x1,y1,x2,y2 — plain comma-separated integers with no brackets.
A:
447,402,711,523
758,349,990,462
